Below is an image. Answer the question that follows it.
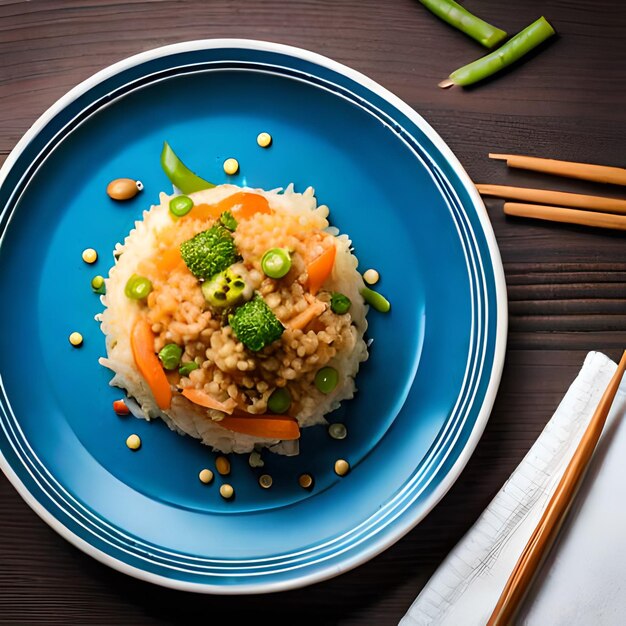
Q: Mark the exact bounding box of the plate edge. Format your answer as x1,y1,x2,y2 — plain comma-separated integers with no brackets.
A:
0,38,508,594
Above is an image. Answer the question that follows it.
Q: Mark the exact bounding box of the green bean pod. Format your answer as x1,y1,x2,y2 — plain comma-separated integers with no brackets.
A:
360,287,391,313
160,142,215,193
419,0,507,49
442,16,556,88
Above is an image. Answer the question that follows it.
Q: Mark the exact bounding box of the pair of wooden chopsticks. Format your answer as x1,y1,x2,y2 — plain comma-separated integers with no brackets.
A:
477,154,626,230
487,350,626,625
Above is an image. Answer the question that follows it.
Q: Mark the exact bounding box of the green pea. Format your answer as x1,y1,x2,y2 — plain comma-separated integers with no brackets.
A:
315,367,338,394
330,292,351,315
124,274,152,300
169,195,194,217
91,275,106,295
261,248,292,279
178,361,199,376
158,343,182,370
267,387,291,414
360,287,390,313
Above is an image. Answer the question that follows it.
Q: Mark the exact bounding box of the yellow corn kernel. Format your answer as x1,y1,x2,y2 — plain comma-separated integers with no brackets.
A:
126,434,141,450
256,132,272,148
68,332,83,347
198,469,214,484
223,158,239,175
220,484,234,499
298,474,314,489
363,269,379,285
334,459,350,476
82,248,98,264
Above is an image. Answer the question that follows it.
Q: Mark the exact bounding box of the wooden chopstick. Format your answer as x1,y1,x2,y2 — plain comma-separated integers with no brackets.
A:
487,350,626,626
489,154,626,186
477,184,626,215
503,202,626,231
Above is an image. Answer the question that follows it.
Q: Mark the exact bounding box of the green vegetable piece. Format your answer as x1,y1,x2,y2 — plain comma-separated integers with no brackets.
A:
124,274,152,300
201,267,247,308
361,287,391,313
441,16,556,88
315,367,338,394
179,361,199,376
261,248,292,279
419,0,507,49
330,292,351,315
169,195,194,217
160,142,215,193
91,275,106,295
220,211,238,231
229,294,285,352
180,224,240,280
158,343,182,370
267,388,291,414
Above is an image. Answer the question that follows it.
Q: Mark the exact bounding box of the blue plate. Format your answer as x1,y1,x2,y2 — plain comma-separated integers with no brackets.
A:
0,40,506,593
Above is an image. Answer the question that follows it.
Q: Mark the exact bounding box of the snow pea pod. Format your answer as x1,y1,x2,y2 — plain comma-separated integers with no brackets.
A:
419,0,506,49
160,142,215,193
441,16,555,88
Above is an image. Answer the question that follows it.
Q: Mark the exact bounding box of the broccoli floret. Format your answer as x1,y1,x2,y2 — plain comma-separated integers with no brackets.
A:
180,224,239,279
219,210,238,232
229,295,284,351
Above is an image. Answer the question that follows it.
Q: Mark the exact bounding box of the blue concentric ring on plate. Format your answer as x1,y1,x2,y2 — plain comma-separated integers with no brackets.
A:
0,41,506,592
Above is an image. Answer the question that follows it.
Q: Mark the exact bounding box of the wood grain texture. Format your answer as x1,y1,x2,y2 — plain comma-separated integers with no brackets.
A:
1,1,626,624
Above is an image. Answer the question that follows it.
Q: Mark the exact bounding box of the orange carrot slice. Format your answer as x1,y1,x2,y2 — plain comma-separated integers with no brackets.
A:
187,202,223,221
154,246,184,274
306,244,336,295
185,192,272,222
286,298,327,330
112,399,130,415
216,413,300,440
228,192,272,220
181,388,235,415
130,319,172,410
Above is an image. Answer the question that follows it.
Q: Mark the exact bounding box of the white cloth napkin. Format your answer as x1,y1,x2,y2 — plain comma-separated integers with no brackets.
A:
401,351,626,626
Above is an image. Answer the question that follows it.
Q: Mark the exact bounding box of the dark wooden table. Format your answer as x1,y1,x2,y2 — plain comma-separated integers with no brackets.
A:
1,1,625,623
